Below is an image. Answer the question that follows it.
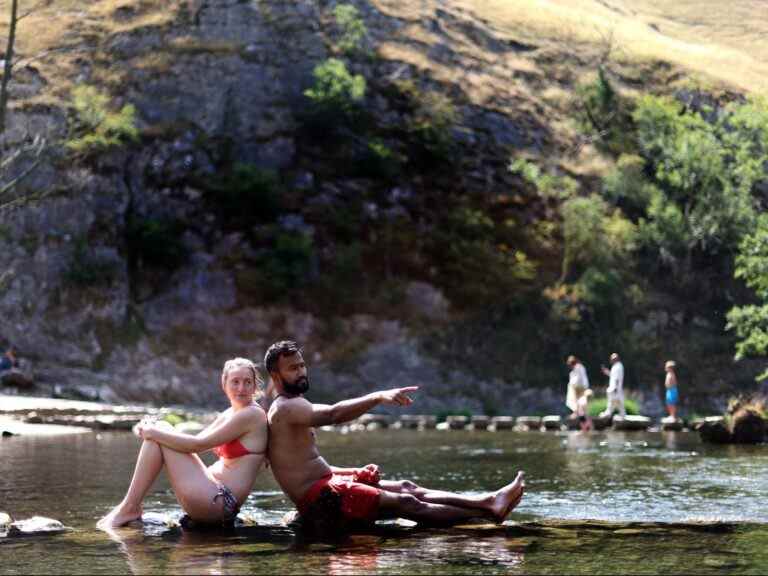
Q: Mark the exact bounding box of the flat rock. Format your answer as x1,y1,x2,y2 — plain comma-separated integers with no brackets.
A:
516,416,542,430
490,416,515,430
6,516,69,537
661,417,685,431
612,415,652,431
542,415,562,430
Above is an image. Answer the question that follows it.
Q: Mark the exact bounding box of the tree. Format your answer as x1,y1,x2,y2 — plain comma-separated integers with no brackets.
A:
727,215,768,379
632,95,767,280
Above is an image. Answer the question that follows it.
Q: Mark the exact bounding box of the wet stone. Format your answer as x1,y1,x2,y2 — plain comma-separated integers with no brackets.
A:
516,416,542,431
470,415,490,430
490,416,515,430
661,416,685,431
6,516,69,537
612,415,651,431
541,415,562,431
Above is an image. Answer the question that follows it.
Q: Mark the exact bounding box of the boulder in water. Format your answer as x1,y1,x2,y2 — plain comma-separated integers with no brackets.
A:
730,408,766,444
698,418,732,444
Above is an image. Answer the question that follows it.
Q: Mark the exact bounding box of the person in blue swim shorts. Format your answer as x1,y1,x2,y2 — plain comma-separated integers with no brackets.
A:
664,360,679,419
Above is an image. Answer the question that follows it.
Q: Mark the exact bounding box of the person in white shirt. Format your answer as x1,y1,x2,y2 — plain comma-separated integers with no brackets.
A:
600,352,626,417
565,355,589,415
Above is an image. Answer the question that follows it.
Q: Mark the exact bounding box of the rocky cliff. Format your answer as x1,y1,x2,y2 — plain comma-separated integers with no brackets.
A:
0,0,761,414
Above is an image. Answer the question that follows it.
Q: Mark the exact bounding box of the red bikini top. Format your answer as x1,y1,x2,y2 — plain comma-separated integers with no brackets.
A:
213,438,263,459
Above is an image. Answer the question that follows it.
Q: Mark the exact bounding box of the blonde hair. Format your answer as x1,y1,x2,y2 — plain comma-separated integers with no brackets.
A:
665,360,676,370
221,357,263,400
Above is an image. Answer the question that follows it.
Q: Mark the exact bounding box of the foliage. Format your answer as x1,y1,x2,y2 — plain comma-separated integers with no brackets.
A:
205,164,281,228
126,217,188,270
333,4,368,55
510,158,578,200
304,58,366,117
601,153,657,214
573,67,635,154
353,139,402,181
587,397,640,417
66,85,139,155
727,215,768,378
64,239,119,287
560,194,636,282
253,232,315,301
631,95,767,275
406,89,457,166
427,207,536,305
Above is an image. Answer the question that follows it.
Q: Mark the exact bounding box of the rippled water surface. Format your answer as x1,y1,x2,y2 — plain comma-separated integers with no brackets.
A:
3,428,768,574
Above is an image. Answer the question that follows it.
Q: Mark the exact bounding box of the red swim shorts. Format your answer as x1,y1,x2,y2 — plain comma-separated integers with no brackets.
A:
298,467,381,524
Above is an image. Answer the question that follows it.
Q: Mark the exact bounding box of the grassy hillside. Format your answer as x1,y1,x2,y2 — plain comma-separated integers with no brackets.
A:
384,0,768,92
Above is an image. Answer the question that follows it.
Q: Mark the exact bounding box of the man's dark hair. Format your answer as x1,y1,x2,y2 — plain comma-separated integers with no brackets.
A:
264,340,301,374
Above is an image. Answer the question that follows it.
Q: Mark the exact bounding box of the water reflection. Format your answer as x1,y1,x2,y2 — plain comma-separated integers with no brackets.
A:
7,429,768,574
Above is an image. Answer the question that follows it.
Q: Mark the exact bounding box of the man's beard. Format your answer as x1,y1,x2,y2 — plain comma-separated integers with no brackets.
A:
283,376,309,396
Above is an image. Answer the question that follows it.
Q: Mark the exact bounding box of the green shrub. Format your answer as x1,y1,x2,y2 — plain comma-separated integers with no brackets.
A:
303,58,366,134
587,397,640,417
246,232,315,301
65,239,120,287
510,158,578,200
407,89,457,167
573,67,635,154
631,95,765,277
333,4,368,55
126,218,188,269
353,139,402,181
205,164,281,228
66,85,139,155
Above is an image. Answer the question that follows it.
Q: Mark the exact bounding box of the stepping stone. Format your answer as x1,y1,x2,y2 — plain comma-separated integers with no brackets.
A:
541,415,562,431
490,416,515,430
661,416,685,431
470,415,490,430
359,414,390,429
516,416,542,431
445,415,469,429
612,415,652,431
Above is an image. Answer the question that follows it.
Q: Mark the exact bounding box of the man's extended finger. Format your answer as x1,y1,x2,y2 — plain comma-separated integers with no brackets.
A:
399,386,419,393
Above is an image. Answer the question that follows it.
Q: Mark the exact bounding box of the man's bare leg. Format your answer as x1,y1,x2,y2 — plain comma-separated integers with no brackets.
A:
378,472,524,523
97,439,165,529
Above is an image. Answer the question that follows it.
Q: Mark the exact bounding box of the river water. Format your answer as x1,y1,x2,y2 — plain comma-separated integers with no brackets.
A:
2,428,768,574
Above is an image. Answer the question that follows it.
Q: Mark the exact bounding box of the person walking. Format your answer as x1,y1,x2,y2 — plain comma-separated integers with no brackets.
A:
565,355,589,416
600,352,626,418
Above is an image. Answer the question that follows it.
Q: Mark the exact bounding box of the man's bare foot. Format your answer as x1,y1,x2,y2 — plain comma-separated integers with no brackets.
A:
490,471,525,522
96,505,143,530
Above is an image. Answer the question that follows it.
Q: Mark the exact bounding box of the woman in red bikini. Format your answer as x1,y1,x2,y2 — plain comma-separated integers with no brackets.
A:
97,357,268,529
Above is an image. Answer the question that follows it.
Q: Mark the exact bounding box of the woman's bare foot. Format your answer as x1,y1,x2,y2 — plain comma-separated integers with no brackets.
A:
96,504,143,530
490,471,525,522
